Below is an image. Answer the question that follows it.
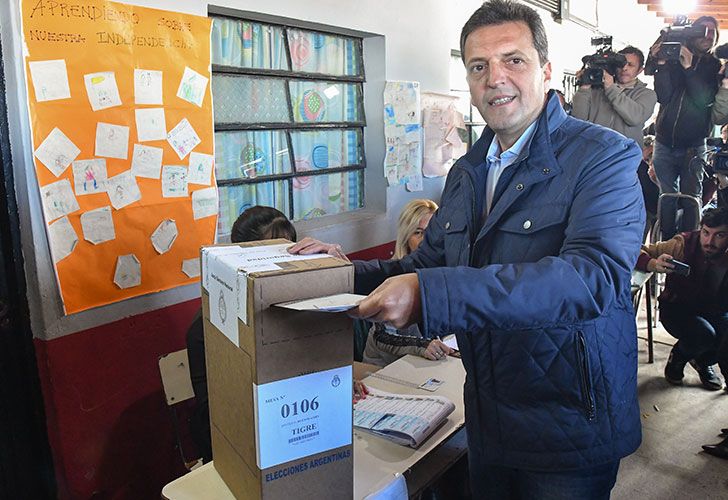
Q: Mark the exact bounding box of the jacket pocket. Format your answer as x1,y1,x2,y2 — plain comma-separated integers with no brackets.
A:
496,203,568,235
443,218,469,266
576,329,596,420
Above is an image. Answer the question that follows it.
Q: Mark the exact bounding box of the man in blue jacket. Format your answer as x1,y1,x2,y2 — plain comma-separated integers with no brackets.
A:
292,0,644,496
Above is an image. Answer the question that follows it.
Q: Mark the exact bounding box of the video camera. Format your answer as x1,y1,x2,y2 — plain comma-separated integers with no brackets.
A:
706,137,728,174
657,15,711,62
577,36,626,88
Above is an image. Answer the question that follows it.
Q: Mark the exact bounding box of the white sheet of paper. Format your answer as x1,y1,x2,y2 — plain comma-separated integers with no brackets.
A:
135,108,166,142
40,179,80,221
187,152,214,185
29,60,71,102
130,144,163,179
182,258,200,278
114,254,141,289
176,66,208,107
48,216,78,263
84,71,122,111
134,69,163,105
106,170,141,209
80,206,115,245
95,122,130,160
274,293,367,312
442,335,459,352
167,118,201,160
34,127,81,177
151,219,178,254
162,165,188,198
72,159,107,195
191,187,218,220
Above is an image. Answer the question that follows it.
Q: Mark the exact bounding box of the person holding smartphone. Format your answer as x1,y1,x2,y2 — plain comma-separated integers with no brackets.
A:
636,207,728,390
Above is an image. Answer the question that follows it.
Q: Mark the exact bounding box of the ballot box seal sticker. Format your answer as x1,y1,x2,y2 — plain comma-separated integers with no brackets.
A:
254,365,353,470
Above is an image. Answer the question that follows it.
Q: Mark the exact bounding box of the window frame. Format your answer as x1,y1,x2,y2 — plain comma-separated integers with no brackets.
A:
208,10,368,225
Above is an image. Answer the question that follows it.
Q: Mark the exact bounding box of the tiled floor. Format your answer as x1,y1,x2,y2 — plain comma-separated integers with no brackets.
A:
613,297,728,499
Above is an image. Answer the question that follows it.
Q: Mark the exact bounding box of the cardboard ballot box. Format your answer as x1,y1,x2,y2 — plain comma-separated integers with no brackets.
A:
200,240,354,500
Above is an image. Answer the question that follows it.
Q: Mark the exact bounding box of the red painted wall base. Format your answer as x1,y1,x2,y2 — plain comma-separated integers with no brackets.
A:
35,243,394,499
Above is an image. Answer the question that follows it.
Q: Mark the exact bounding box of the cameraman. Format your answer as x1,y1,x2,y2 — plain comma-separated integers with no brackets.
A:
572,46,657,148
645,16,720,239
635,207,728,391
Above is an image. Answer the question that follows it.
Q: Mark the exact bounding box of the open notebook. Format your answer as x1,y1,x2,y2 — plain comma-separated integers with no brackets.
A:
353,389,455,448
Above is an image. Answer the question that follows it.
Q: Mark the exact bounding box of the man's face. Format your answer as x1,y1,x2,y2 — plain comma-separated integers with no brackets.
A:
690,21,718,54
617,53,642,85
700,224,728,258
464,21,551,149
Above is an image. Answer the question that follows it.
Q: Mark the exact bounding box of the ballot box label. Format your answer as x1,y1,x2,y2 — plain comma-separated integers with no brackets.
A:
254,365,353,469
206,252,244,346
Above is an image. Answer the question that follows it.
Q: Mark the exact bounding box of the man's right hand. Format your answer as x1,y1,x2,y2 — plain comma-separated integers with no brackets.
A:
288,236,349,261
679,45,694,69
648,253,676,273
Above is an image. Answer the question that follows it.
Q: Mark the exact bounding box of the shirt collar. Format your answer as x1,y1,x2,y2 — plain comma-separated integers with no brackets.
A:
486,119,539,162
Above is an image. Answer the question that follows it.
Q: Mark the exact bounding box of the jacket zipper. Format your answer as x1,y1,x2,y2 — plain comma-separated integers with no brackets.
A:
671,90,685,147
458,165,478,266
576,330,596,420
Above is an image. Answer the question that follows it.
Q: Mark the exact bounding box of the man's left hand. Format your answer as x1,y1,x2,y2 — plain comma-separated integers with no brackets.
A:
602,70,614,89
349,273,421,329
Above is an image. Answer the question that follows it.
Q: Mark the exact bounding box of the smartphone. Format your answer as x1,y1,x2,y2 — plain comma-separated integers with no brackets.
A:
667,258,691,276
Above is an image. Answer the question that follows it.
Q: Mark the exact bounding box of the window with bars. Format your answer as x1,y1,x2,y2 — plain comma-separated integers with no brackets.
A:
450,50,486,150
210,15,366,237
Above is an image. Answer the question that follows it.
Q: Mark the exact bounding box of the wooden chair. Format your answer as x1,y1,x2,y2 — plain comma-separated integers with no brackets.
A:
158,349,199,470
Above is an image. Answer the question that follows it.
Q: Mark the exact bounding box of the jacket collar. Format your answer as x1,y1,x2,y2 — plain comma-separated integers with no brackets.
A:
458,90,567,245
459,90,566,175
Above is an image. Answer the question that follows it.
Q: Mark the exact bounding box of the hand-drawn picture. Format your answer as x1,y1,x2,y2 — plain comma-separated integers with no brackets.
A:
28,59,71,102
151,219,178,254
113,254,141,289
106,170,142,209
167,118,201,160
182,258,200,278
176,66,208,107
80,206,115,245
191,186,218,220
48,216,78,263
34,127,81,177
130,144,163,179
135,108,167,142
134,68,163,105
84,71,122,111
72,158,108,195
187,151,214,185
40,179,80,221
161,165,188,198
95,122,130,160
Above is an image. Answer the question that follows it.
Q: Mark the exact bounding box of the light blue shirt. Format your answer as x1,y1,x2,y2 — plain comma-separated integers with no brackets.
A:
484,120,538,215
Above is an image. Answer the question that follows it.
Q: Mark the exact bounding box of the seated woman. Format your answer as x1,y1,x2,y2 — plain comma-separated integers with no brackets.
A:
187,206,296,463
362,199,454,366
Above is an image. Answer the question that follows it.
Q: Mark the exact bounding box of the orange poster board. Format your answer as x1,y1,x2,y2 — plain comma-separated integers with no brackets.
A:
22,0,215,314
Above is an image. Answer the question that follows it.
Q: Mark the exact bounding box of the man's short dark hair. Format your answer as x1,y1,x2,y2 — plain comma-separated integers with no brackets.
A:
619,46,645,69
701,207,728,228
460,0,548,66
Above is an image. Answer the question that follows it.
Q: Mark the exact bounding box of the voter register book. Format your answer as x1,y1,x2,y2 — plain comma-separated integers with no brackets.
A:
354,389,455,448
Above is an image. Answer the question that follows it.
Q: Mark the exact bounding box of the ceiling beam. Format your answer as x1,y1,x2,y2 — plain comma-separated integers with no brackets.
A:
638,0,728,5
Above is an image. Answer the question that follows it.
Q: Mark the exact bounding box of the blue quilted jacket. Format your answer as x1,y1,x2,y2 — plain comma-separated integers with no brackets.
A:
355,92,644,474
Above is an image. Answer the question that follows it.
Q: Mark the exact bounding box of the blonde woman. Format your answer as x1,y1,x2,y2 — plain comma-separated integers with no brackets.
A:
362,199,454,366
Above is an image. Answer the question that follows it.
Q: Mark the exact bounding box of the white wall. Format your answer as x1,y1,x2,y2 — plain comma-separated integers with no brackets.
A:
0,0,694,339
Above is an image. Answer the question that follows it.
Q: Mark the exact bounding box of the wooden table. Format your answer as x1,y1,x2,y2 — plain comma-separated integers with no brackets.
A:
162,355,467,499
